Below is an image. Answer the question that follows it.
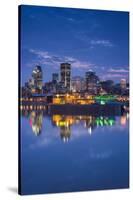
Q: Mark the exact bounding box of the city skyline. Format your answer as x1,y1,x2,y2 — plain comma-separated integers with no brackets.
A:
22,63,129,87
19,6,129,195
22,63,129,95
20,6,129,85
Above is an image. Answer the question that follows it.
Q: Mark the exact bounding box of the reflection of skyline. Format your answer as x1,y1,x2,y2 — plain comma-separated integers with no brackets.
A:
29,111,43,136
21,110,129,141
52,115,116,141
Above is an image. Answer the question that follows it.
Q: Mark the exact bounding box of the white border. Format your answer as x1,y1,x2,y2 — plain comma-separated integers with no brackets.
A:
0,0,132,199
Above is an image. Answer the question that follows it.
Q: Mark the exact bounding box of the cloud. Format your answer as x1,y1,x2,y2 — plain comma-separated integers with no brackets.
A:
108,68,129,73
100,66,129,81
74,30,114,49
29,49,94,70
102,73,127,79
90,39,113,47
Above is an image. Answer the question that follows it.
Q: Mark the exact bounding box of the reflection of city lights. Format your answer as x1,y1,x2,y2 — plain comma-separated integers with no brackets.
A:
56,121,59,126
120,115,127,126
88,127,92,135
95,117,115,127
100,100,106,105
104,119,108,125
100,120,103,126
32,125,40,136
76,120,79,124
29,111,43,136
22,108,128,140
63,137,68,143
109,119,114,126
66,121,69,127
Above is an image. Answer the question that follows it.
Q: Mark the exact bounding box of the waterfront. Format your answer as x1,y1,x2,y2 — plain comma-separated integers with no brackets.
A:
19,5,129,195
20,110,129,195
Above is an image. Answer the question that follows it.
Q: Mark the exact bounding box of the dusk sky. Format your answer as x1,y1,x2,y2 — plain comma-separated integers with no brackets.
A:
20,5,129,85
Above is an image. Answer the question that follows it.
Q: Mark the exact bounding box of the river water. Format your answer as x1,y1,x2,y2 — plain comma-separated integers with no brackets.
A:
20,110,129,195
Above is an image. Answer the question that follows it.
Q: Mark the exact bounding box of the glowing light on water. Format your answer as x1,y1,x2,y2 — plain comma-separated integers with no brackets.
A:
88,127,92,135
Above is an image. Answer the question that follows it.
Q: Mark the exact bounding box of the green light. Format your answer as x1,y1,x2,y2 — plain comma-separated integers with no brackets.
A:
96,119,100,126
109,119,114,126
100,120,103,126
95,95,116,102
104,119,109,125
100,100,106,105
95,117,115,126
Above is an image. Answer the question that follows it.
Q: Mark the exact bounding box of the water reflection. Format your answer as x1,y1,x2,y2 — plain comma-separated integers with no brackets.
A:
20,110,129,194
29,111,43,136
21,110,129,141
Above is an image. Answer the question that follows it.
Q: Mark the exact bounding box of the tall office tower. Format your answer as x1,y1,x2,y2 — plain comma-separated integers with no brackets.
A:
85,70,99,94
32,65,43,92
120,79,127,89
60,63,71,91
71,76,85,92
52,73,59,84
28,78,34,89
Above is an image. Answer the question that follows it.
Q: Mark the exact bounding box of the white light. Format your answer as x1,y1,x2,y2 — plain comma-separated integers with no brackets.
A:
88,127,92,135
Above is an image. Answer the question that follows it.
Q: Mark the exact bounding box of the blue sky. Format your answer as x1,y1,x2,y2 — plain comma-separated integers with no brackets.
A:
20,5,129,85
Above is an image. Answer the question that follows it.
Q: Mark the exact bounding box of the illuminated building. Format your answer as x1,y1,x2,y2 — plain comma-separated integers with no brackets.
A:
44,82,53,93
85,70,99,94
28,78,34,89
32,65,43,93
71,76,85,92
21,86,31,97
52,73,59,93
53,93,95,104
100,80,114,94
56,81,67,93
60,63,71,91
94,95,116,104
120,79,127,89
52,73,59,84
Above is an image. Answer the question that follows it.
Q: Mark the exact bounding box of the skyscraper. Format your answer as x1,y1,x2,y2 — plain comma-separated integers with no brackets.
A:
32,65,43,93
71,76,85,92
85,70,99,94
52,73,59,84
60,63,71,91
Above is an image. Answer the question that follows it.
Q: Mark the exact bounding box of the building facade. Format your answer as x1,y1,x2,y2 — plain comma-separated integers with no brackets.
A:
71,76,85,92
120,79,127,90
85,71,99,94
32,65,43,93
60,63,71,91
52,73,59,84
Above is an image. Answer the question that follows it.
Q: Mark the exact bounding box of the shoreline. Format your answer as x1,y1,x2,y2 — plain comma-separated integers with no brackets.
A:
20,102,128,116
